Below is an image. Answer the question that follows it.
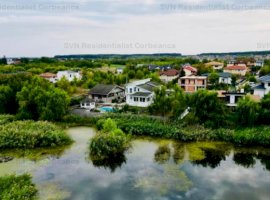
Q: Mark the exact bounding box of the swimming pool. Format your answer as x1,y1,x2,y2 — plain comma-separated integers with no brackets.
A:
99,106,114,112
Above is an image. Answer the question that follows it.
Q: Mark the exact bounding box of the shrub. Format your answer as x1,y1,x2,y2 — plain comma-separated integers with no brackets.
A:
0,121,72,149
0,114,16,125
0,174,37,200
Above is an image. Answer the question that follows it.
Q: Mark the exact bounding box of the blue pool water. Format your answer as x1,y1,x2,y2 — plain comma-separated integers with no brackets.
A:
99,106,114,112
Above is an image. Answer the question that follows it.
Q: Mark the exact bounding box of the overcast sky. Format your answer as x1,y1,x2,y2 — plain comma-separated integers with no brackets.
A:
0,0,270,57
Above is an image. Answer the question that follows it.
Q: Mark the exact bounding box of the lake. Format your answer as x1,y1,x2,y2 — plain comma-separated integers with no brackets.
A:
0,127,270,200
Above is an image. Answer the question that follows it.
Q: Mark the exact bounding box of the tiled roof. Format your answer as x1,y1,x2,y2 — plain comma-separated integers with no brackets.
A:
90,84,119,95
252,84,265,90
40,73,57,78
258,74,270,82
202,72,231,78
81,97,95,104
183,66,197,72
224,65,247,70
137,81,160,92
159,69,179,76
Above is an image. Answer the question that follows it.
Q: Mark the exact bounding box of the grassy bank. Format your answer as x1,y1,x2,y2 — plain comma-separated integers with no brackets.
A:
0,120,72,149
98,114,270,147
0,174,37,200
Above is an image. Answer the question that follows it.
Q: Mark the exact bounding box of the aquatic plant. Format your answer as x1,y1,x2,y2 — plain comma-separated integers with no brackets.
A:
0,121,72,149
0,174,38,200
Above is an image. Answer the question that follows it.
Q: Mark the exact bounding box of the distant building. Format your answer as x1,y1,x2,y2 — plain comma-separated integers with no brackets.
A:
159,69,179,83
182,64,197,76
80,97,96,110
222,91,246,107
116,67,124,74
89,84,125,103
179,76,207,93
6,58,21,65
57,70,82,82
205,61,224,70
224,65,247,76
253,74,270,98
149,65,171,71
202,72,232,85
39,73,57,83
255,60,264,67
126,78,160,107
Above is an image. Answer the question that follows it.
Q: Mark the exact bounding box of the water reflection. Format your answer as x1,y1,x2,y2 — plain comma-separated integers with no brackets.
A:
89,153,127,172
233,153,256,168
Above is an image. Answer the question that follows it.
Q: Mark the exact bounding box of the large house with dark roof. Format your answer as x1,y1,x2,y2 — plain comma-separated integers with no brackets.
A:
253,74,270,98
159,69,179,83
89,84,125,103
125,78,160,107
202,72,232,85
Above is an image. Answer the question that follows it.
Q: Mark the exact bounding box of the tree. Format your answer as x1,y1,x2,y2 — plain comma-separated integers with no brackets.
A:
231,74,237,88
189,90,228,128
0,56,7,65
17,77,70,121
208,72,219,86
0,85,12,113
236,97,260,126
259,93,270,125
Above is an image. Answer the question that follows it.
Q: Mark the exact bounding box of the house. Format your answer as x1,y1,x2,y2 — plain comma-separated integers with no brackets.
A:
224,65,247,76
255,60,264,67
202,72,232,85
116,67,124,74
57,70,82,82
6,58,21,65
205,61,224,70
179,76,207,93
182,64,197,76
39,73,57,83
159,69,179,83
222,91,246,107
126,78,160,107
253,74,270,98
80,97,96,110
149,65,171,71
89,84,125,103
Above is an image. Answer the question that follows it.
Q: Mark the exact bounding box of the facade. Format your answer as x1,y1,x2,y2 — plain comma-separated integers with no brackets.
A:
202,72,232,85
6,58,21,65
205,61,224,70
39,73,57,83
253,74,270,98
80,97,96,110
179,76,207,93
126,78,160,107
182,64,197,76
116,68,124,74
57,71,82,82
224,65,247,76
222,91,245,107
89,84,125,103
159,69,179,83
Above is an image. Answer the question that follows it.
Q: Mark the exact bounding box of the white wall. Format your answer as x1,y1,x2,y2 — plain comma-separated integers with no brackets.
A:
254,89,265,98
57,71,82,82
219,77,232,84
80,102,95,110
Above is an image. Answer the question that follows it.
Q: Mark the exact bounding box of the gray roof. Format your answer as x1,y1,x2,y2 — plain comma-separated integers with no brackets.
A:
131,92,152,97
252,84,265,90
137,81,160,92
90,84,120,95
259,74,270,82
202,72,232,78
81,97,95,104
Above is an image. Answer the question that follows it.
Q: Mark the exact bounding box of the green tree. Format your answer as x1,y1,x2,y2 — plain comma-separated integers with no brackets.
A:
17,77,70,121
259,93,270,125
0,85,12,113
189,90,228,128
236,96,260,126
208,72,219,86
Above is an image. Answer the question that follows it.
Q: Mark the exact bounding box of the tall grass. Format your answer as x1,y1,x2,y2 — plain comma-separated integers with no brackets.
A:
0,121,72,149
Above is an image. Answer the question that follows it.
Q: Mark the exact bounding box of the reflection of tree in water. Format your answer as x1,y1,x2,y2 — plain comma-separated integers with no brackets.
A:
90,153,126,173
154,144,171,164
192,148,227,168
233,153,256,168
257,154,270,171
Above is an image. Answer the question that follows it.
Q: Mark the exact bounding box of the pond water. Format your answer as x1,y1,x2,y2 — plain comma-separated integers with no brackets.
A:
1,127,270,200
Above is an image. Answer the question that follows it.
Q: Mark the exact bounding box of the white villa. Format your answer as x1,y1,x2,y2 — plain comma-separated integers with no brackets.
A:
57,70,82,82
80,97,96,110
126,79,160,107
253,74,270,98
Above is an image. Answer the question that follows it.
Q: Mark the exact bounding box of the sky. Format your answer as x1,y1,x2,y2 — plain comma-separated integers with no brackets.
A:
0,0,270,57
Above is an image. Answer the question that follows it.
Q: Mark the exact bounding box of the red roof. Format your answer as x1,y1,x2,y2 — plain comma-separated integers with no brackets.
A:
183,66,197,72
160,69,179,76
40,73,57,78
225,65,247,70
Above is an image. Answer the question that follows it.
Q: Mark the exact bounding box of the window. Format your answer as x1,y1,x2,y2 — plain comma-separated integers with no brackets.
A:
268,83,270,87
140,98,145,102
134,97,138,102
181,80,185,84
130,88,132,93
130,96,133,100
147,98,150,102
